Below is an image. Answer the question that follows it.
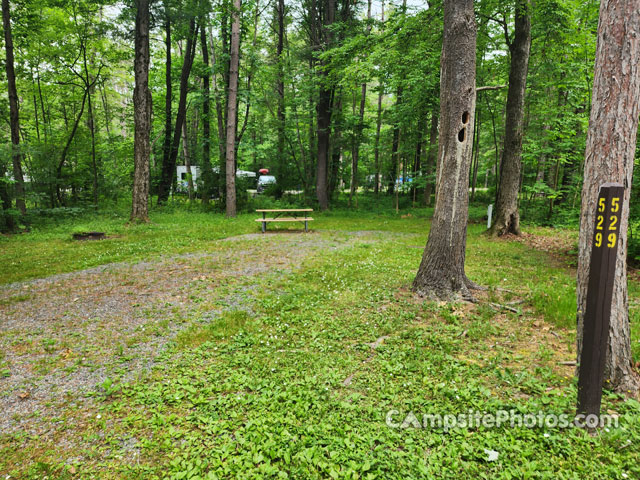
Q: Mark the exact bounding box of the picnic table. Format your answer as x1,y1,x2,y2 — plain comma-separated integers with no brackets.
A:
255,209,314,233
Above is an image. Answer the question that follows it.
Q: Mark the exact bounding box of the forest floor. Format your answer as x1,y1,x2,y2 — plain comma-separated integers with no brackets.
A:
1,207,640,479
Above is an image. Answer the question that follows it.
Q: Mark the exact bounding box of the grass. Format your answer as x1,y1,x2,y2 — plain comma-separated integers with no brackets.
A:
175,311,252,349
1,200,640,479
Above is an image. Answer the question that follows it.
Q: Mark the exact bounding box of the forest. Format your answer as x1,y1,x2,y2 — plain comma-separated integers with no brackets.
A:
2,0,640,478
0,0,629,228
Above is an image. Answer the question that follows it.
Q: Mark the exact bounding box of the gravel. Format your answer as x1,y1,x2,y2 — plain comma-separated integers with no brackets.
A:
0,231,361,436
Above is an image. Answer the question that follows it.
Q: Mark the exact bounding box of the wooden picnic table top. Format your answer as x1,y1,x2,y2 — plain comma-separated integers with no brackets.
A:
255,208,313,212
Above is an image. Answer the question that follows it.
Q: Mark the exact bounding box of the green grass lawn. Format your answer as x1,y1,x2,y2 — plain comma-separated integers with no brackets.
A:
1,205,639,479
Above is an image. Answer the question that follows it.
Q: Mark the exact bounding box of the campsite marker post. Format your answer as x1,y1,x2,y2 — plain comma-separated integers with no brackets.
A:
577,182,624,417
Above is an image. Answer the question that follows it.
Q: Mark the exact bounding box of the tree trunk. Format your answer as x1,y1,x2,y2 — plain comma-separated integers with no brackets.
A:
0,162,15,232
207,25,228,198
57,91,88,205
182,119,194,202
200,25,215,203
82,46,99,207
160,10,172,203
316,83,332,210
131,0,151,222
577,0,640,395
328,91,342,200
225,0,242,217
412,114,425,205
275,0,286,197
374,87,383,195
424,112,438,206
158,19,198,204
388,87,403,195
413,0,477,300
489,0,531,236
350,81,366,207
315,0,337,210
470,104,481,202
2,0,26,215
349,0,371,207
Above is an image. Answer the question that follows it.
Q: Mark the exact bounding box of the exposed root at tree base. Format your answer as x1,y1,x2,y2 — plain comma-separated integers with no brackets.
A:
412,274,482,303
610,370,640,398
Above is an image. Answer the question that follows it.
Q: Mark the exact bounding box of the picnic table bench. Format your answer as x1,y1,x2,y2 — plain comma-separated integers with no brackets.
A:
255,209,314,233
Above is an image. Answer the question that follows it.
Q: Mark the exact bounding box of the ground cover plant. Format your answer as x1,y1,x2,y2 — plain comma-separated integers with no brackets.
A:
1,206,639,479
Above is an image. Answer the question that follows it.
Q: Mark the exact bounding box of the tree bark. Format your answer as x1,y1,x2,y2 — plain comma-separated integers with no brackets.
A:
0,162,15,232
470,106,481,202
374,87,383,195
131,0,151,222
577,0,640,395
200,25,215,203
225,0,242,217
2,0,26,215
388,87,402,195
57,90,87,205
275,0,286,197
158,19,198,204
316,83,332,210
413,0,477,300
82,45,99,206
182,118,194,201
349,0,371,207
328,91,342,200
160,10,172,203
315,0,337,210
489,0,531,236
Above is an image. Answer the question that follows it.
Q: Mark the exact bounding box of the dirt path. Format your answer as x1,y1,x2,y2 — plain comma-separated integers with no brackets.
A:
0,232,356,436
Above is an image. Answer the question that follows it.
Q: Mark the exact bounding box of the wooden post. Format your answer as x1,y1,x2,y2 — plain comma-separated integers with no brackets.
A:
577,182,625,417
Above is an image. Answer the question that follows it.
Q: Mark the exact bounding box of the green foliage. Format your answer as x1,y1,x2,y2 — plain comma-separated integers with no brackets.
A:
4,212,640,478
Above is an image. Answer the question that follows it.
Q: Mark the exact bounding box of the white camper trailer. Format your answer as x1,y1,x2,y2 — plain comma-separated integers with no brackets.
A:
176,166,200,192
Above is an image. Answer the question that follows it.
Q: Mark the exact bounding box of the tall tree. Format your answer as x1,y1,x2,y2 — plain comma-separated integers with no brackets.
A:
373,85,383,195
372,0,385,196
225,0,242,216
2,0,26,215
413,0,478,299
387,0,407,198
0,162,15,231
158,18,198,204
131,0,152,222
275,0,286,197
577,0,640,395
349,0,372,207
314,0,337,210
200,23,215,203
161,6,173,202
489,0,532,236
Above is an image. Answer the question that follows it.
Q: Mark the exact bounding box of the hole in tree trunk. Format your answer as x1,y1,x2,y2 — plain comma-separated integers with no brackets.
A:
458,127,466,142
462,111,470,124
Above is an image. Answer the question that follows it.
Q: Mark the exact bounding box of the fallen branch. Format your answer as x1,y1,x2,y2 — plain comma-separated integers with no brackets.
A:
488,302,520,314
477,85,507,92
